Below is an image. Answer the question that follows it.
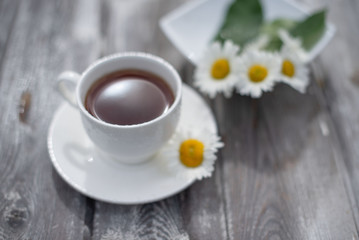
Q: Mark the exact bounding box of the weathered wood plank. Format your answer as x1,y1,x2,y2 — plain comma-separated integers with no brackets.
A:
0,0,100,238
175,1,359,239
92,1,228,239
1,0,358,239
302,0,359,231
98,0,187,70
0,0,19,68
212,82,358,239
93,0,359,239
180,63,229,240
205,1,359,238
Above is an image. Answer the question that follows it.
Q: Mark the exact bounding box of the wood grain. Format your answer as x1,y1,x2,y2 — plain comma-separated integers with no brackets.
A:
209,83,357,239
182,1,359,239
305,0,359,232
180,63,229,240
1,0,359,239
0,0,98,238
0,0,19,70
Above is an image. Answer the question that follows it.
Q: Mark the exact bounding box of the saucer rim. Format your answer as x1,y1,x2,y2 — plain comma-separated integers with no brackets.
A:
48,84,213,204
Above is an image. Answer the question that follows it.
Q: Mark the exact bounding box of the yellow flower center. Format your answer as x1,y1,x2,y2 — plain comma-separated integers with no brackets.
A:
211,58,230,80
248,65,268,83
179,139,205,168
282,59,295,77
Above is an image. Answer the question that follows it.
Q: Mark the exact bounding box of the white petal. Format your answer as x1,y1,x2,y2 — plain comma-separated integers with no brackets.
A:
157,128,223,181
194,41,241,98
235,51,280,98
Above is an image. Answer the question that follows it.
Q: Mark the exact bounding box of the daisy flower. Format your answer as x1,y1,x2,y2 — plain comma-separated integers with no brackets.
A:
194,40,241,98
279,48,310,93
236,51,281,98
278,29,309,63
159,128,224,181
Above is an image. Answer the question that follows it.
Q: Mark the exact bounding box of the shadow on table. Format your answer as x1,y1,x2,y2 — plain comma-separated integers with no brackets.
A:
213,81,322,173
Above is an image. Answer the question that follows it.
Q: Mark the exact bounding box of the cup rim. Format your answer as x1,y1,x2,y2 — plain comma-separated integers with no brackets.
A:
76,52,182,129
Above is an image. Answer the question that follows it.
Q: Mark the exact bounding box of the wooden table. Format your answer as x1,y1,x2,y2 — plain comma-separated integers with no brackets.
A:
1,0,359,239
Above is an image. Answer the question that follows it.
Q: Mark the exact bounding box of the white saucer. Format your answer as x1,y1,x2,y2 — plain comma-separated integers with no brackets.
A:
48,84,218,204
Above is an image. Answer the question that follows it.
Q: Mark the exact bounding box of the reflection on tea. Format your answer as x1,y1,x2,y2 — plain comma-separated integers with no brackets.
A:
85,69,174,125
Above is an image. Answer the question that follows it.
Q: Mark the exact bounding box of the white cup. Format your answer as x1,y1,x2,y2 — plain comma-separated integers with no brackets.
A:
57,52,182,164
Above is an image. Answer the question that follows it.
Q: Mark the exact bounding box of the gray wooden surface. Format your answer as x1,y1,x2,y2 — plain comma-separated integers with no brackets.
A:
0,0,359,239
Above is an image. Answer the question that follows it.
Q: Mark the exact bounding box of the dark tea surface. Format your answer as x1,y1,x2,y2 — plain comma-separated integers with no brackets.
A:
85,69,174,125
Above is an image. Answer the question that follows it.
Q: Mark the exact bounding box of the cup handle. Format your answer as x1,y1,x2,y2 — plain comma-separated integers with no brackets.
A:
56,71,80,108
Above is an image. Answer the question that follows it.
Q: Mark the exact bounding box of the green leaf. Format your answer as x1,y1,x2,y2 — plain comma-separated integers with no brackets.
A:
261,19,297,38
264,37,282,51
214,1,326,52
290,10,326,50
261,19,297,51
215,0,263,47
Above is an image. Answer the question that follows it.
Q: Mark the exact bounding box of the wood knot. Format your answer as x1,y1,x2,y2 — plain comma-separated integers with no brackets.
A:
19,91,31,123
4,207,28,229
351,69,359,87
